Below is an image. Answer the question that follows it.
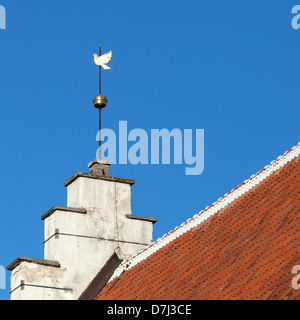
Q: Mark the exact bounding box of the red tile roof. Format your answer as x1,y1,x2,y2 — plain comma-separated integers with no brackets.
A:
95,143,300,300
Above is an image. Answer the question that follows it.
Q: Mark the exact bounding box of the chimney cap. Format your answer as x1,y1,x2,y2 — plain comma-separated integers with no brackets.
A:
88,159,111,168
88,159,111,176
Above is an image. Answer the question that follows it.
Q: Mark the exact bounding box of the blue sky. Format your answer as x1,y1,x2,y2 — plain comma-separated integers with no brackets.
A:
0,1,299,300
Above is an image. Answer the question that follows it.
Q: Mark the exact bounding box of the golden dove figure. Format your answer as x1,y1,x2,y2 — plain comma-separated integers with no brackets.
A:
93,50,112,69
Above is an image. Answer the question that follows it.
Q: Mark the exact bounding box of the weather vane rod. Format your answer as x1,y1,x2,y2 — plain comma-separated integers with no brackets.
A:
99,43,102,95
92,44,112,159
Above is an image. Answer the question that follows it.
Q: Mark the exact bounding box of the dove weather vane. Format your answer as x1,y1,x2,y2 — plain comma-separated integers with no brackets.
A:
93,44,112,159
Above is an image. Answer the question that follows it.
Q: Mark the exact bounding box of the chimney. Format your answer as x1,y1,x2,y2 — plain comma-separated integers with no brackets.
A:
6,160,157,299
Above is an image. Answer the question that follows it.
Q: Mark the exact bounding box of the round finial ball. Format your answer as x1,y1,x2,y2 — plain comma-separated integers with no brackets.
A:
93,95,108,109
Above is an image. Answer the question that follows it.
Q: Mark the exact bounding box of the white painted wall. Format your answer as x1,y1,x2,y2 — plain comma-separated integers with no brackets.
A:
9,169,155,300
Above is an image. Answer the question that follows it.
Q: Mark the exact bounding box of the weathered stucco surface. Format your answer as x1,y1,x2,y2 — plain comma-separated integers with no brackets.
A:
9,166,155,300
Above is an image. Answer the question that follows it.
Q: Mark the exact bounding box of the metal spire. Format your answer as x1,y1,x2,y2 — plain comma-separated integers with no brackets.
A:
98,43,102,155
93,43,109,160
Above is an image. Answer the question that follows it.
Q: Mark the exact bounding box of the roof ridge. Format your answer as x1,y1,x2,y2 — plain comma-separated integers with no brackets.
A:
110,142,300,280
